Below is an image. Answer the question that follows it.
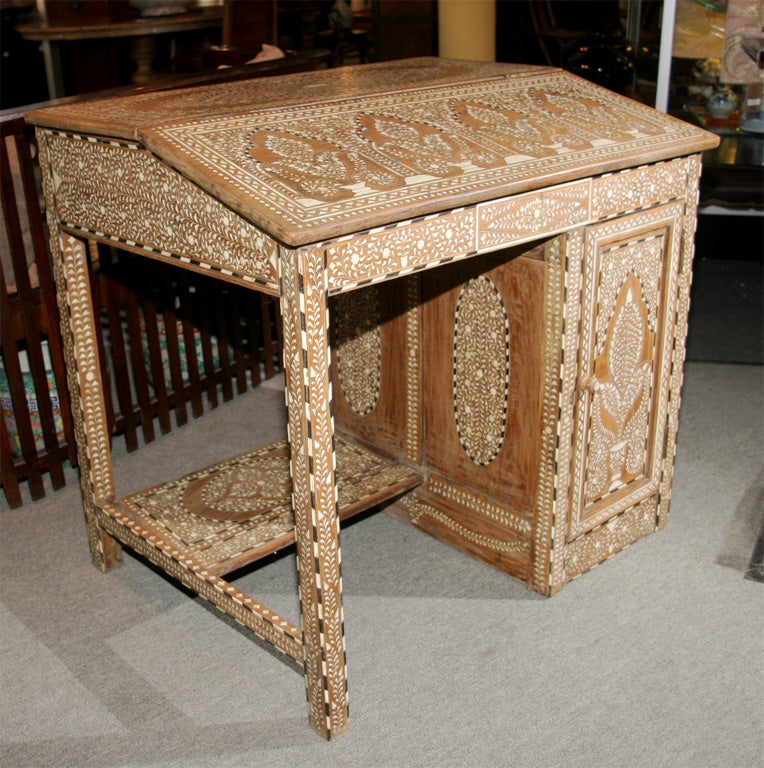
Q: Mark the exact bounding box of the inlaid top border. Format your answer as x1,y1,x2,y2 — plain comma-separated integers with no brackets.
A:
29,59,718,247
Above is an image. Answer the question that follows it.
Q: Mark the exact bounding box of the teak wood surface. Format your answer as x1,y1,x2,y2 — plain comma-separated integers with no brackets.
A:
26,57,719,740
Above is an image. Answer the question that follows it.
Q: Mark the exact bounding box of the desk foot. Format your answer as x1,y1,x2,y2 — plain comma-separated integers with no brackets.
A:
95,528,123,572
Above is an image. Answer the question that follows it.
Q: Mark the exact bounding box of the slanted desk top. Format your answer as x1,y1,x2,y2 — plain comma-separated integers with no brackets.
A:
27,57,717,246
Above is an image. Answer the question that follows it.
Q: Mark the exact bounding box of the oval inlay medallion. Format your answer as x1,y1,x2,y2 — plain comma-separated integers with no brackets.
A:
333,288,382,416
185,453,291,521
453,275,510,465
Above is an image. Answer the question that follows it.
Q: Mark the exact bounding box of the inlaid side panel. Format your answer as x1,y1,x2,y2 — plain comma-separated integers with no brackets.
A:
42,131,279,291
657,155,701,530
423,245,547,514
331,277,422,465
568,203,683,541
333,289,383,419
388,242,554,582
452,274,510,466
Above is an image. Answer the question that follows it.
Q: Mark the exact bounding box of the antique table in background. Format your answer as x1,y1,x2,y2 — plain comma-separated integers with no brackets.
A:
17,6,223,97
26,58,718,739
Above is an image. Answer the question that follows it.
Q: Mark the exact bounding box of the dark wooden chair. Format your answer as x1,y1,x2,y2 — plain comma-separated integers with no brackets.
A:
1,113,76,505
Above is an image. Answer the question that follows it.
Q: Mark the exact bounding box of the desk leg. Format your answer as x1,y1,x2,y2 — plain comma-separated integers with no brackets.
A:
54,232,122,572
280,247,349,739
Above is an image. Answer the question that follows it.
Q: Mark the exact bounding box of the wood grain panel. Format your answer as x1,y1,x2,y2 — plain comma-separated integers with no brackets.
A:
331,277,421,464
422,245,546,514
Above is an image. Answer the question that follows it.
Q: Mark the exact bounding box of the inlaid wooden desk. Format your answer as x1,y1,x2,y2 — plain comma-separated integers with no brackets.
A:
26,58,718,739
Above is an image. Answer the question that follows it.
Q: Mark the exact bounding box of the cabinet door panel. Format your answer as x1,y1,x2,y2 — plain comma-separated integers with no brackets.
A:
568,203,683,540
423,245,546,514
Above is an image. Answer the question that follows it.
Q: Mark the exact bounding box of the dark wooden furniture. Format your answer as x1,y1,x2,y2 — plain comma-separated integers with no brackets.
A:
1,113,76,505
16,5,224,97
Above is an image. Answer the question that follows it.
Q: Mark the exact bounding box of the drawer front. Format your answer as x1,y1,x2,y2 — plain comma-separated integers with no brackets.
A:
477,180,590,251
590,158,689,219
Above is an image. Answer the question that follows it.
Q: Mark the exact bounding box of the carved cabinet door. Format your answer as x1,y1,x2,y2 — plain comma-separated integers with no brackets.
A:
567,203,685,541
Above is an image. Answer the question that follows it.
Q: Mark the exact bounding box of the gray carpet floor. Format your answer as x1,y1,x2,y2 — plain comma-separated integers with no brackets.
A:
1,359,762,768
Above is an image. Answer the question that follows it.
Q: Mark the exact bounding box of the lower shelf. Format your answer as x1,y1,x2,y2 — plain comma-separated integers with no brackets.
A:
106,433,423,576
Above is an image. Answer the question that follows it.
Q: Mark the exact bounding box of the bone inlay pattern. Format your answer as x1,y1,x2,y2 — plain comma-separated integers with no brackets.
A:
532,236,568,595
564,497,658,583
656,154,702,531
117,435,418,574
426,476,533,537
569,204,682,541
453,275,510,466
27,57,717,738
326,209,476,291
142,71,706,243
279,245,348,739
45,132,279,289
590,158,689,219
31,59,540,138
333,290,382,416
477,181,590,250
